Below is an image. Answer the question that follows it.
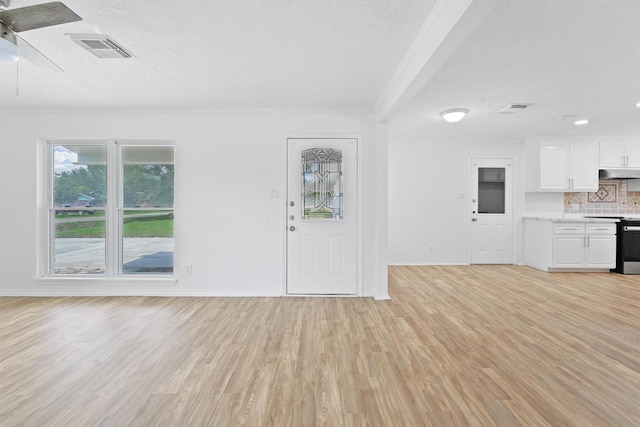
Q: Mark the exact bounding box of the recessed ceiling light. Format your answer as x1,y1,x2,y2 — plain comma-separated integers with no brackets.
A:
440,108,469,123
636,102,640,108
574,119,589,126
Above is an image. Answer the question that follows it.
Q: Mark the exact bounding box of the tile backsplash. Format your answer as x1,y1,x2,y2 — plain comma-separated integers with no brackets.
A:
565,179,640,215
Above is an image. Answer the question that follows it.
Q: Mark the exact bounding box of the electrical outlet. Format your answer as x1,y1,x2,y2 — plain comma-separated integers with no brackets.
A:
186,265,193,275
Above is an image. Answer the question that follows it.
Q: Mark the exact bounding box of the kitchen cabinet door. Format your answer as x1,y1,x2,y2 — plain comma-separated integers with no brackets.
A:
599,141,626,167
539,142,570,190
538,142,597,191
599,141,640,168
584,235,616,268
625,142,640,167
570,143,598,190
552,235,585,268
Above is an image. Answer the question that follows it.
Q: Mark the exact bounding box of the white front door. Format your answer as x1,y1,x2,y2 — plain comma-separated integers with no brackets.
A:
286,138,358,295
470,159,513,264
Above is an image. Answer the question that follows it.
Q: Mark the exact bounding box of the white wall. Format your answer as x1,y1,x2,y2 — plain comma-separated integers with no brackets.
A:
388,138,525,265
0,110,388,298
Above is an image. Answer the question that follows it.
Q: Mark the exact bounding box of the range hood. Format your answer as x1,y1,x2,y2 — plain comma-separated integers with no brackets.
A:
599,169,640,179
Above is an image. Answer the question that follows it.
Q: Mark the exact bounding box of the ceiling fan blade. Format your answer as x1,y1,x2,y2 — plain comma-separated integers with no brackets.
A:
16,34,63,71
0,2,81,33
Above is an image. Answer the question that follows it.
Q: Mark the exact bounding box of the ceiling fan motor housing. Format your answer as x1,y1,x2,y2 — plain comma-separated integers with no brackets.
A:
0,22,18,62
1,22,16,43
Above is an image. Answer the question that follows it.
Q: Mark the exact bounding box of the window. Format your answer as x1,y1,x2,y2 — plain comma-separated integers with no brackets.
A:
477,167,505,214
41,141,174,278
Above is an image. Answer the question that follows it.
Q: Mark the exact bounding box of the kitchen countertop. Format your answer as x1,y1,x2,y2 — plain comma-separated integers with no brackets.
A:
565,214,640,219
523,216,620,222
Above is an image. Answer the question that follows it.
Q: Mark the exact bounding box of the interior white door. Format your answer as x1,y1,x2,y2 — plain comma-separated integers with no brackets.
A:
286,138,358,295
470,159,513,264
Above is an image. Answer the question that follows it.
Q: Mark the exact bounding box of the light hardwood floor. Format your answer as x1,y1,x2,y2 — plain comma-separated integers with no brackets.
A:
1,266,639,426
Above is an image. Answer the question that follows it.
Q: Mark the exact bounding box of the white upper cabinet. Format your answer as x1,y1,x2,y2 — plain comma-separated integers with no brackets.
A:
539,142,570,190
528,141,598,192
569,143,600,190
599,140,640,168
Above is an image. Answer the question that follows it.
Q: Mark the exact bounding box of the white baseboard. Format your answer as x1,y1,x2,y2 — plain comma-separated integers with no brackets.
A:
0,289,284,297
374,293,391,300
388,262,468,266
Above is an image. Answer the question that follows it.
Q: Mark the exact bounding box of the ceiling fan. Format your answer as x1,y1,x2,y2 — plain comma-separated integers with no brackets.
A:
0,0,81,71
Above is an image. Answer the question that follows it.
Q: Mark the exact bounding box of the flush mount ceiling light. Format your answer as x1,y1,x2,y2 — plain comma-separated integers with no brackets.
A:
636,102,640,108
440,108,469,123
574,119,590,126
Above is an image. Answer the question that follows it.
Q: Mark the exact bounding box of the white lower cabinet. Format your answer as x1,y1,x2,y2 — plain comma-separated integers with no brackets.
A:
524,219,616,272
552,234,585,267
584,234,617,268
552,224,616,268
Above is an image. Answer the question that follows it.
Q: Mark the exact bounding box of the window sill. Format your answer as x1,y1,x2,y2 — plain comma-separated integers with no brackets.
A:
34,276,178,287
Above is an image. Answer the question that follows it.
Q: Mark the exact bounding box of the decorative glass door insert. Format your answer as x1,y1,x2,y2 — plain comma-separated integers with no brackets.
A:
301,148,343,220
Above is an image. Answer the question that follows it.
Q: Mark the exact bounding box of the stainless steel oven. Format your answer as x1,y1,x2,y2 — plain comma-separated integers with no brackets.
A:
615,220,640,274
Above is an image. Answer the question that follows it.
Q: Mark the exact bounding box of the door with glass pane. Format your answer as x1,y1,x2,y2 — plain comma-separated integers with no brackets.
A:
286,138,358,295
470,159,513,264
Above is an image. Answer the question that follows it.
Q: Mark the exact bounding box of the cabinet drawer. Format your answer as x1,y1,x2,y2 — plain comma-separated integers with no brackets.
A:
586,223,616,234
552,223,585,234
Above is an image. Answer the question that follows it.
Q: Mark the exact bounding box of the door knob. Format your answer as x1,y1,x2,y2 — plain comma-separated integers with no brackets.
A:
289,226,295,231
472,218,477,222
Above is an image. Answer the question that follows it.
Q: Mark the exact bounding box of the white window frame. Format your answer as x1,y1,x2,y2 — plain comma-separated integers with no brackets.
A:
36,138,177,285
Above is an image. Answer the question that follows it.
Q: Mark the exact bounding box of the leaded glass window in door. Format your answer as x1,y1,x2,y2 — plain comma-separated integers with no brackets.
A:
301,148,343,220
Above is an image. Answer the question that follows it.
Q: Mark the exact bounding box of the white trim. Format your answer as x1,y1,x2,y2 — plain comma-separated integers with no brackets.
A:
374,293,391,300
388,262,469,266
283,133,364,297
284,294,360,298
34,277,178,287
1,289,282,297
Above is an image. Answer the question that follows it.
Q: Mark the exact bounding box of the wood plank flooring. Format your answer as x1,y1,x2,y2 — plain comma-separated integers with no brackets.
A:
1,265,639,426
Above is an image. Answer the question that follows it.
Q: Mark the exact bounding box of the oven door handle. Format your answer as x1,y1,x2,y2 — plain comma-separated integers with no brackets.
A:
623,226,640,231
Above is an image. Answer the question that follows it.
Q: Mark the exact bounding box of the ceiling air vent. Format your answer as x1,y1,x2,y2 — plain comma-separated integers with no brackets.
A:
68,34,132,59
495,103,532,114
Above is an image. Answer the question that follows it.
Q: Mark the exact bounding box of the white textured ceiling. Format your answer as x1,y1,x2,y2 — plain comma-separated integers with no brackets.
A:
1,0,638,141
0,0,434,109
390,0,640,139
